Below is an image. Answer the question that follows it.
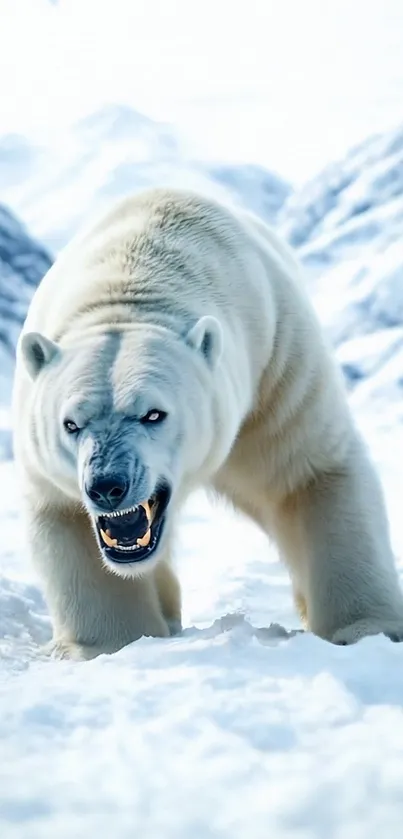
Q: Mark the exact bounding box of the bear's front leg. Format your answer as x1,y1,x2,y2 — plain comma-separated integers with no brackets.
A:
25,501,171,659
275,443,403,645
42,638,113,661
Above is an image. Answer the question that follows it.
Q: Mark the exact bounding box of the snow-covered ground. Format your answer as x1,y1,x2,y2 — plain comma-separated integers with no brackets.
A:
2,418,403,838
1,107,403,836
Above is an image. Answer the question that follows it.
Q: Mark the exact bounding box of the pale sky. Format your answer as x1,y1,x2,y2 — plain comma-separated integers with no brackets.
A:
0,0,402,182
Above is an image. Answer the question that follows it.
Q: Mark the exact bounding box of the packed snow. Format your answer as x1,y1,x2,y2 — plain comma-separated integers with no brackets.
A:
1,112,403,837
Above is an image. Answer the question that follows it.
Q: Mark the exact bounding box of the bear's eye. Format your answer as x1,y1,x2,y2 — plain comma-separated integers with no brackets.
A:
63,418,80,434
140,410,167,425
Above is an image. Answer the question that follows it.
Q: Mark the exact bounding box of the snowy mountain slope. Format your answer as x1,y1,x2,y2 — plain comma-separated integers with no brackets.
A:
278,124,403,418
0,204,51,413
279,124,403,264
0,105,291,252
203,162,291,225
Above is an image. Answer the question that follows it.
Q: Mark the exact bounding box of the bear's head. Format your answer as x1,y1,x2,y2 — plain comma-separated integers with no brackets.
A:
20,318,225,576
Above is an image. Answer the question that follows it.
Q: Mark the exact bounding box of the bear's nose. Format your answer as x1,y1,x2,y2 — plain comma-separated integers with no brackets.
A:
85,475,129,511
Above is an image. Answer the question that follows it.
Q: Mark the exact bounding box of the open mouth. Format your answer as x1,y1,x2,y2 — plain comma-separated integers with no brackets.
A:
95,484,171,564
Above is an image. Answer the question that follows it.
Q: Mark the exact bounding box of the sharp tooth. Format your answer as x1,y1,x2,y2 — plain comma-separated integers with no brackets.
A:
137,528,151,547
106,504,139,520
100,528,118,548
114,543,140,552
140,501,152,524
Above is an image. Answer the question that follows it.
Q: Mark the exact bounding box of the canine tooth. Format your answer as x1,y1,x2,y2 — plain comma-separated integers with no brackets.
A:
137,527,151,547
100,528,118,548
140,501,152,524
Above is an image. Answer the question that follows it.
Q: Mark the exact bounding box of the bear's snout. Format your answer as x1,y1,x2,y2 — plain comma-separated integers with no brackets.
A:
85,474,129,512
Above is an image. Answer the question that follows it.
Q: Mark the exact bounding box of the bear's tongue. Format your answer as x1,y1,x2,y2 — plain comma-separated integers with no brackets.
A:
99,504,151,549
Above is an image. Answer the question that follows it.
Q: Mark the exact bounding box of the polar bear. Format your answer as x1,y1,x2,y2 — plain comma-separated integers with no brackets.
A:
12,187,403,659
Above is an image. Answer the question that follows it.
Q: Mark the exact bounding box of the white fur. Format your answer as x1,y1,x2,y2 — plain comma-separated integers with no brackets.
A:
12,187,403,658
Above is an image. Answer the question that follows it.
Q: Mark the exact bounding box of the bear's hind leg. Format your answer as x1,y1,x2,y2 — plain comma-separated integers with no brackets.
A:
214,440,403,645
275,446,403,644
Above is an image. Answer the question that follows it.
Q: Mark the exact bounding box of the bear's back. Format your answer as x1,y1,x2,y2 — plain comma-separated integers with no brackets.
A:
21,188,279,348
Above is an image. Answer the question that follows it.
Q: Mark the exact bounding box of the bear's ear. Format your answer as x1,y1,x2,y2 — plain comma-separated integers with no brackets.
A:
21,332,60,380
185,316,223,370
